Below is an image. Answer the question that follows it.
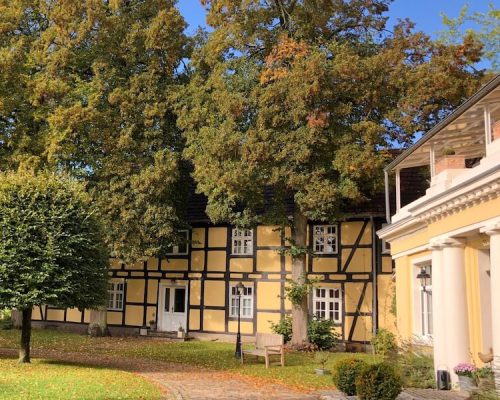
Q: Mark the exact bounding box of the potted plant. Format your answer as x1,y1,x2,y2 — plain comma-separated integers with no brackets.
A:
474,367,495,391
177,324,186,339
314,351,330,375
149,314,157,331
454,363,477,391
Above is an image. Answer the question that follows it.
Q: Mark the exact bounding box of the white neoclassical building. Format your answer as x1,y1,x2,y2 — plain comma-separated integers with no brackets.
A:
378,74,500,389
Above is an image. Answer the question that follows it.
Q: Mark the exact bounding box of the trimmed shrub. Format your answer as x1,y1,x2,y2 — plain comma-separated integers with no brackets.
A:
308,317,339,350
356,362,403,400
399,352,435,388
371,328,397,357
269,315,292,343
332,358,367,396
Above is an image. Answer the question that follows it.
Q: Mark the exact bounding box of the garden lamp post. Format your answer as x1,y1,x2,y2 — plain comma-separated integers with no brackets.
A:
234,281,245,359
416,267,431,292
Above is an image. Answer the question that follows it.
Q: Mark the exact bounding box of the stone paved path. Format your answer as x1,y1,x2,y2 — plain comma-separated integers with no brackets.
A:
0,348,319,400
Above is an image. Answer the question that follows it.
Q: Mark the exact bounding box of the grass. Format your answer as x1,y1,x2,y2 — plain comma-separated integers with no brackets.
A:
0,329,380,390
0,358,161,400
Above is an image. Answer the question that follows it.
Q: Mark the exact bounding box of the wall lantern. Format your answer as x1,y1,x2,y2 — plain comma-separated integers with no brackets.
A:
416,267,431,292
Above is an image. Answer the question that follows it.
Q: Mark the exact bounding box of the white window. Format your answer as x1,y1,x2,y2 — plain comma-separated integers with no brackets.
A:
232,228,253,255
229,284,253,318
313,287,342,324
313,225,338,254
419,266,433,337
108,282,124,311
167,230,189,255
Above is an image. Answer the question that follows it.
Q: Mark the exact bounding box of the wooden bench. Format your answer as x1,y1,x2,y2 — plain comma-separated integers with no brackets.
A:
241,333,285,368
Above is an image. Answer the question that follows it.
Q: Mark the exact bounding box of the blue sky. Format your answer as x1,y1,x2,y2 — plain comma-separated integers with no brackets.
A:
177,0,496,37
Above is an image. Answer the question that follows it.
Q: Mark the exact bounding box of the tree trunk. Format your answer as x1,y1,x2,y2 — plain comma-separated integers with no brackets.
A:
19,308,32,363
291,209,309,346
88,307,109,337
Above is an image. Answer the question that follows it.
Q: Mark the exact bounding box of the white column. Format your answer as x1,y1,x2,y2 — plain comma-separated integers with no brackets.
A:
430,240,446,378
481,222,500,393
441,237,470,386
396,168,401,212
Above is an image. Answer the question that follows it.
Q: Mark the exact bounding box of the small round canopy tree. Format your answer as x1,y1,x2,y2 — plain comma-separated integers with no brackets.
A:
0,171,109,363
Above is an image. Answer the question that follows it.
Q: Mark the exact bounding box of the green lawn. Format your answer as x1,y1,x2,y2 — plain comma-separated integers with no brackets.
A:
0,329,380,390
0,358,161,400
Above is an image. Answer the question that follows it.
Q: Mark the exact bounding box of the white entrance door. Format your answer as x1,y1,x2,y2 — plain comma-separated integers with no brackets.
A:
158,284,187,332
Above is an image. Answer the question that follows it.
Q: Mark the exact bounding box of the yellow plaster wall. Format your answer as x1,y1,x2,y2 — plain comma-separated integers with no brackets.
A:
230,258,253,272
257,312,281,333
190,280,202,305
66,308,82,323
147,258,159,270
344,282,372,313
191,250,205,271
228,320,254,334
203,309,225,332
110,259,122,269
192,228,206,248
345,315,373,342
207,251,226,272
161,259,188,271
394,256,414,340
125,260,144,270
83,310,90,323
189,309,200,330
126,280,145,303
377,275,396,333
204,281,225,307
256,250,280,272
146,307,156,325
46,309,64,321
312,257,338,273
208,227,227,248
382,257,393,273
391,228,430,255
257,226,281,247
341,221,372,245
107,311,122,325
147,280,158,304
342,248,372,272
32,307,42,320
124,305,143,326
256,282,281,310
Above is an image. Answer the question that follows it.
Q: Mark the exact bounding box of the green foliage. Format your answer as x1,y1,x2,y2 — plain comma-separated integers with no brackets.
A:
439,2,499,71
0,0,190,261
307,318,339,350
284,275,320,306
356,362,403,400
475,367,495,379
441,147,456,156
314,351,330,370
0,171,109,311
371,328,398,357
332,358,367,396
269,315,293,343
0,309,12,330
398,352,435,389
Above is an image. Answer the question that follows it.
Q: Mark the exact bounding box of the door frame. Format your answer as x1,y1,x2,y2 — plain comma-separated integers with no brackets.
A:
157,282,188,332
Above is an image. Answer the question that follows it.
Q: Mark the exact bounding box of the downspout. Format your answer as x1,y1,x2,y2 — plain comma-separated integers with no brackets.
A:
371,216,378,338
384,170,391,224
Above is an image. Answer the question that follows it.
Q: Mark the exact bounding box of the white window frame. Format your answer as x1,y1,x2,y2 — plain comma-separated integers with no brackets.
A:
166,230,189,255
229,284,254,319
313,225,338,254
312,287,342,324
231,228,253,255
108,281,125,311
412,258,433,340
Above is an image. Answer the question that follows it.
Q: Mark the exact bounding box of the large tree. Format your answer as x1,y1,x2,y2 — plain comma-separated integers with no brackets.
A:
0,0,190,261
176,0,484,344
0,171,109,363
